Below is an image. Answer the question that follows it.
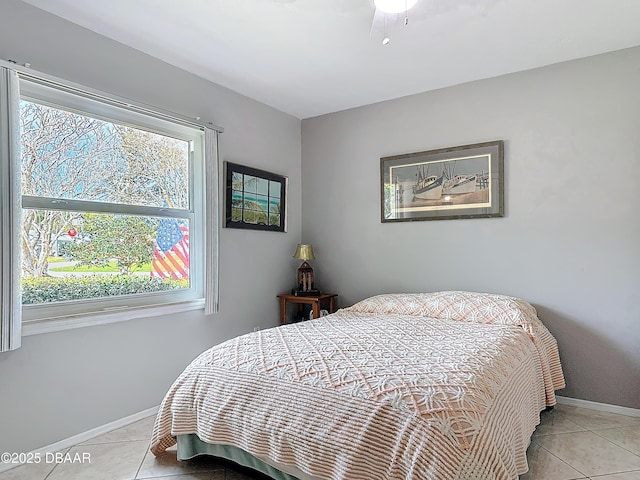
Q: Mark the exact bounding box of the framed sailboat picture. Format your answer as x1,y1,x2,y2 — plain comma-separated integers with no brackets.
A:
224,162,287,232
380,141,504,222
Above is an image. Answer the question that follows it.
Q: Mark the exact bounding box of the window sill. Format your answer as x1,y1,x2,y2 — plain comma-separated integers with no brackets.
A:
22,299,206,336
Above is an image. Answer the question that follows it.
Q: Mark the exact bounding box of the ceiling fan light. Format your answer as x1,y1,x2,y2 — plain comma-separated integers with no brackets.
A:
374,0,418,14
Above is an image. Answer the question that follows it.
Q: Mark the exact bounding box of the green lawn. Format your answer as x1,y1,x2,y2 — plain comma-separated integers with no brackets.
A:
47,256,67,263
49,261,152,273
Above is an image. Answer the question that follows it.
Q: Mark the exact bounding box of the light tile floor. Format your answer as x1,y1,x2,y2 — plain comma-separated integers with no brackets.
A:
1,404,638,479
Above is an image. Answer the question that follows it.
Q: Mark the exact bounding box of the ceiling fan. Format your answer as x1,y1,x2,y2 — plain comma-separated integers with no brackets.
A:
370,0,419,45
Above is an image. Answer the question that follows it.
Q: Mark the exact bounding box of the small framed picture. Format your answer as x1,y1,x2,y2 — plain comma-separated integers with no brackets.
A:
381,140,504,222
224,162,287,232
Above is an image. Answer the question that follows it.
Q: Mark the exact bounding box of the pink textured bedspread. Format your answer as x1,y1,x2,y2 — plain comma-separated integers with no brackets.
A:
151,293,564,480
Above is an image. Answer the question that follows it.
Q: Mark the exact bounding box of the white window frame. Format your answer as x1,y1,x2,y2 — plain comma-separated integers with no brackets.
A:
1,61,221,341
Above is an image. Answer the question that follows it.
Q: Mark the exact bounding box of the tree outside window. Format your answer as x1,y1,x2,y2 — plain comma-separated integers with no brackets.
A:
20,99,192,304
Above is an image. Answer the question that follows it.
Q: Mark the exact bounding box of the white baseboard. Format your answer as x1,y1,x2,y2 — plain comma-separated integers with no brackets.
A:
556,395,640,417
0,405,158,474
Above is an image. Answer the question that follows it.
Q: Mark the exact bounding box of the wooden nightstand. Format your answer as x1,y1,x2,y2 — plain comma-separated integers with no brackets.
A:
277,293,338,325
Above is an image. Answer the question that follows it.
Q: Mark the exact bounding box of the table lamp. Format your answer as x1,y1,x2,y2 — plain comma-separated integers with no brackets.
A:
292,244,320,296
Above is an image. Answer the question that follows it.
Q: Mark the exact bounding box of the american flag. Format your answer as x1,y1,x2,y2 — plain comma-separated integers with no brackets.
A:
150,218,189,280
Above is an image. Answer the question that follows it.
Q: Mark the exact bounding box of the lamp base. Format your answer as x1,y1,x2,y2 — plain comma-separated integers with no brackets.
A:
291,288,322,297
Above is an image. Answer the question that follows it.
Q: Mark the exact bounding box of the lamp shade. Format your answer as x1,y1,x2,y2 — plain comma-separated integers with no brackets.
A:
293,244,315,261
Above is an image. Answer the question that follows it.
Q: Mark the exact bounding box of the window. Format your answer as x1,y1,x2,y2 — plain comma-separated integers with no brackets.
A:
1,63,219,348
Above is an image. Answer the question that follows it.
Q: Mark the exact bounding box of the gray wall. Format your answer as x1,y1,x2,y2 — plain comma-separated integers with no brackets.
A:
0,0,301,453
1,0,638,457
301,47,640,409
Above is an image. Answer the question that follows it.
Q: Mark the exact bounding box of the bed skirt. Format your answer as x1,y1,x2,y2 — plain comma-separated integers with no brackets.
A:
177,434,322,480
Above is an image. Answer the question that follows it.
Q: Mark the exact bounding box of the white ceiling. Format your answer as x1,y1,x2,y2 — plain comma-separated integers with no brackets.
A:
21,0,640,119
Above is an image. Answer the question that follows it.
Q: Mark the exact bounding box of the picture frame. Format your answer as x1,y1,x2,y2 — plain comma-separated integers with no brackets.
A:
380,140,504,222
224,161,287,232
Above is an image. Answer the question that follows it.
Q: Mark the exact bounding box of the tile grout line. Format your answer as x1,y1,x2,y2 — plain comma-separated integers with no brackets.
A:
588,427,640,459
41,446,71,480
588,468,640,479
82,438,154,447
134,446,150,480
532,435,590,479
538,406,640,475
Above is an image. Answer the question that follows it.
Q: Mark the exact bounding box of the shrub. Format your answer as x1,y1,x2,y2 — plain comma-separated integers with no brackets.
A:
21,275,188,304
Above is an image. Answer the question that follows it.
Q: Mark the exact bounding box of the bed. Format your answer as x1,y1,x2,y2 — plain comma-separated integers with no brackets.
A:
150,291,565,480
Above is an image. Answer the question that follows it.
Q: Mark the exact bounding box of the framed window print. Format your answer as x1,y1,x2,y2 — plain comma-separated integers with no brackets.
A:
224,162,287,232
